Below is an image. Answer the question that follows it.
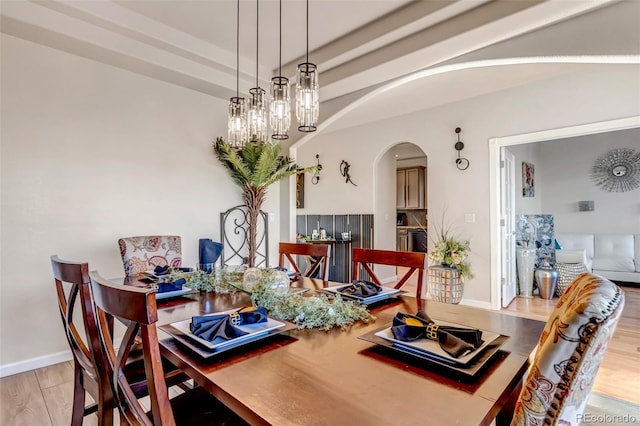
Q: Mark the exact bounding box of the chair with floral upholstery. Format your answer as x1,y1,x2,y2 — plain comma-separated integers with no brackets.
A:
502,273,625,426
118,235,182,276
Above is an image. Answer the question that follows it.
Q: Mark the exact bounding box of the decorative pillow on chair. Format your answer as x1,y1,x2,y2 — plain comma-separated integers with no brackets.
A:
118,235,182,276
555,262,588,297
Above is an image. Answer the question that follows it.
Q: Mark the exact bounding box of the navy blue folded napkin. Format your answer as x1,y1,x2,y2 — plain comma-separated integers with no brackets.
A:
337,280,383,297
154,265,171,276
157,278,186,293
391,311,483,358
199,239,223,270
190,307,268,343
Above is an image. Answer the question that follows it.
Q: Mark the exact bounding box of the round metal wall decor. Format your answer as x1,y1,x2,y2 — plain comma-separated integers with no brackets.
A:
591,148,640,192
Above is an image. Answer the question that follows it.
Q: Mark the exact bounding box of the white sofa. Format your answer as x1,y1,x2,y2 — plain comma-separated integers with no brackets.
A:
555,232,640,284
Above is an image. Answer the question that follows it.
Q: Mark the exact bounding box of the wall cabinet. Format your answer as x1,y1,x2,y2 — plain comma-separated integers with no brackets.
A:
396,166,426,209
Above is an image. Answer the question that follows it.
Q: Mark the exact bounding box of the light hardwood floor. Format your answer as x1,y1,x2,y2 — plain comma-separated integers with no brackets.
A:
1,282,638,425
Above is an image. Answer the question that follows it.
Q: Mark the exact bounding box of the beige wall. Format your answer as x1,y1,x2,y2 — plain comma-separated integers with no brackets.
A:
0,35,281,373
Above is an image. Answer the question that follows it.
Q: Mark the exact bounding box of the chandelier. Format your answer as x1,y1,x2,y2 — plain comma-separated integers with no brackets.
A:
270,0,290,140
228,0,247,148
296,0,318,132
247,0,267,143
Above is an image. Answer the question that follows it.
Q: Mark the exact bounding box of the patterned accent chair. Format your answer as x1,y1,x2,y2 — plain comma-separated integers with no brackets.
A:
509,273,625,425
118,235,182,276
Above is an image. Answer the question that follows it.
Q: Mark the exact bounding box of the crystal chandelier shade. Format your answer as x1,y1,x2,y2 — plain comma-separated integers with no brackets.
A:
270,76,291,140
247,87,267,142
296,62,319,132
228,96,248,147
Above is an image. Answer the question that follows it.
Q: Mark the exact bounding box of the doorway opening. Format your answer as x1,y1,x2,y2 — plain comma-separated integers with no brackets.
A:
488,116,640,310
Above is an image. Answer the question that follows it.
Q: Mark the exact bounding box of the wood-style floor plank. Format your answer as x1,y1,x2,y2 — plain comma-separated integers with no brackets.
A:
34,361,73,390
0,371,51,426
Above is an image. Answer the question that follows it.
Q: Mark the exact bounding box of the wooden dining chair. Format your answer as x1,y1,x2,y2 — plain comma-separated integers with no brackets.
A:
279,242,331,287
118,235,182,276
51,255,114,425
51,255,190,425
500,273,625,426
89,270,248,426
352,248,426,299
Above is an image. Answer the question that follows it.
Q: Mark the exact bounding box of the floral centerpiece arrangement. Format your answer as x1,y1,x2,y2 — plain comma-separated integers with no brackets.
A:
428,221,474,280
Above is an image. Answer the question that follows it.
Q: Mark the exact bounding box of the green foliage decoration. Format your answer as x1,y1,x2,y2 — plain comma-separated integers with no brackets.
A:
248,275,376,330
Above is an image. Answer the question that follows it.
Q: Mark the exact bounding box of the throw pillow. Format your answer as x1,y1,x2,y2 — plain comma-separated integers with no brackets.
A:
554,239,562,250
555,262,588,296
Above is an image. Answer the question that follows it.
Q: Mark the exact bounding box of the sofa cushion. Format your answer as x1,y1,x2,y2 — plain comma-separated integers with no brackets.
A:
555,233,594,271
556,249,587,265
555,262,589,296
593,234,636,272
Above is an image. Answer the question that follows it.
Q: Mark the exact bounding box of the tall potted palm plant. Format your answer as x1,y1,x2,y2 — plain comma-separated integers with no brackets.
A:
214,138,315,267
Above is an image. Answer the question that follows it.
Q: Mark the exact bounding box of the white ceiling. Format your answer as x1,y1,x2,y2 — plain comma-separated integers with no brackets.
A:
2,0,638,141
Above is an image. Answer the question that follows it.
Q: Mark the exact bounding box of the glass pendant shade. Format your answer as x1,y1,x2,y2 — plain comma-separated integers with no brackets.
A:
228,96,247,148
247,87,267,142
270,76,290,140
296,62,319,132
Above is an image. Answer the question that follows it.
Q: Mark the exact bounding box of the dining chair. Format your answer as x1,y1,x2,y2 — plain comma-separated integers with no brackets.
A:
51,255,114,425
88,270,248,426
51,255,191,425
118,235,182,276
279,242,331,287
502,272,625,426
351,248,426,299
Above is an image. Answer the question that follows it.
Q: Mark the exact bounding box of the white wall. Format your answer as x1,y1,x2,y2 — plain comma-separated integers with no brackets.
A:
538,128,640,234
0,35,282,371
507,144,543,214
295,64,640,307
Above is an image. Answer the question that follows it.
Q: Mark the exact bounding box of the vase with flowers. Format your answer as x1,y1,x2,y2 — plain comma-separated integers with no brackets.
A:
427,220,473,304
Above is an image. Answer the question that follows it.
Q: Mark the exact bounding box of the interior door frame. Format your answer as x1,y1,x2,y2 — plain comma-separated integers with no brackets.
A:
488,115,640,310
500,148,516,307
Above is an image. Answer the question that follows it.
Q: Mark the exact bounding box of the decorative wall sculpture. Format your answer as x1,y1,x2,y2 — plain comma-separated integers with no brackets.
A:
591,147,640,192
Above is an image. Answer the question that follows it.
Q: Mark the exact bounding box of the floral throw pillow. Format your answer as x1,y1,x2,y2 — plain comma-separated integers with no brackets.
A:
555,262,588,296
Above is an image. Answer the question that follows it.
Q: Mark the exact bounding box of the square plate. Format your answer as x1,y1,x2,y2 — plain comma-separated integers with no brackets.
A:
374,320,501,366
321,284,404,304
165,309,287,351
156,288,197,300
359,323,508,378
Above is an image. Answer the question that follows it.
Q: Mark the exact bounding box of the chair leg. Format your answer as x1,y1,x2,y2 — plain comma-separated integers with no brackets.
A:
70,362,86,426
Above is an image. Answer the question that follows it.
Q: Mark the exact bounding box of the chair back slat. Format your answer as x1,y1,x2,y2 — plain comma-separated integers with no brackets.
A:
90,271,176,426
279,242,331,287
352,248,426,298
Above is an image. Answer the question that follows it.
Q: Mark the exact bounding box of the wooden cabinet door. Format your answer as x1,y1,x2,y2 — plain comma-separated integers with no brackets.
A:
405,167,425,209
396,169,407,208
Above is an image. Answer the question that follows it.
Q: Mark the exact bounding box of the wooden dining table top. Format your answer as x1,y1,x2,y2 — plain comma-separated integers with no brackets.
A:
151,277,544,426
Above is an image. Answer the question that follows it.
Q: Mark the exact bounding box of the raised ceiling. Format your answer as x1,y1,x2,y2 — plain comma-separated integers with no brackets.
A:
2,0,638,141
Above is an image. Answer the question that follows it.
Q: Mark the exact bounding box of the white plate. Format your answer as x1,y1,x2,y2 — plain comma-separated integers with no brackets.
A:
374,320,501,366
169,309,286,351
322,283,402,304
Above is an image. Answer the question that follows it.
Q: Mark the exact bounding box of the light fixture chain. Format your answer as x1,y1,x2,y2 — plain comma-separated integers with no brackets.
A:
236,0,240,98
255,0,259,87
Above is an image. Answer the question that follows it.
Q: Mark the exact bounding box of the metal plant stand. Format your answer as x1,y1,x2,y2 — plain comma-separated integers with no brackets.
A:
220,205,268,268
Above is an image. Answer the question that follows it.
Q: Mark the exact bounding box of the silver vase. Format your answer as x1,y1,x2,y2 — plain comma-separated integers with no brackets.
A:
535,258,559,300
516,247,536,298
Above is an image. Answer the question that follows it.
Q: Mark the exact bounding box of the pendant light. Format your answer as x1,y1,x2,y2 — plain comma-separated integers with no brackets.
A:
296,0,318,132
228,0,247,148
270,0,290,140
247,0,266,143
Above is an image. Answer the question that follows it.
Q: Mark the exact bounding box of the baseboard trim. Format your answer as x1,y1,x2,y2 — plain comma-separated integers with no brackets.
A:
0,350,72,378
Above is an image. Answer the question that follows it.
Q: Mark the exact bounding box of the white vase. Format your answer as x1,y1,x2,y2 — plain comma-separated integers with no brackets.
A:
516,247,537,298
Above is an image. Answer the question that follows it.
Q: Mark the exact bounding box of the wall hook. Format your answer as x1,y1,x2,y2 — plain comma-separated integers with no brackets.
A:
454,127,470,170
312,154,322,184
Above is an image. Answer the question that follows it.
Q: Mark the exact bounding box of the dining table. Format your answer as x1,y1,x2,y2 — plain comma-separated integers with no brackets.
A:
144,277,544,426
